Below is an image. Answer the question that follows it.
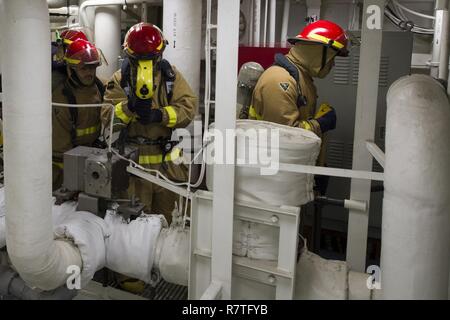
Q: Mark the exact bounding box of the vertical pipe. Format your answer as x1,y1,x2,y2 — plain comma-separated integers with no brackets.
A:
163,0,202,99
269,0,276,47
346,0,385,272
94,5,122,80
430,1,449,79
0,27,2,76
211,0,239,299
280,0,290,47
1,0,82,290
79,0,96,41
141,3,148,22
249,0,254,46
263,0,268,46
431,10,444,78
382,74,450,299
438,9,449,81
253,0,261,46
306,0,322,21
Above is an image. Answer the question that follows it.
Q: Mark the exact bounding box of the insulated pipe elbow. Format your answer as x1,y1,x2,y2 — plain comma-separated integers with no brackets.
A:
381,74,450,299
1,0,82,291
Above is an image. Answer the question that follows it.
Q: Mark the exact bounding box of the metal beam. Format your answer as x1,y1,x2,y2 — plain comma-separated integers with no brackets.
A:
126,166,191,199
239,162,384,181
210,0,240,299
200,281,222,300
346,0,385,272
366,141,385,169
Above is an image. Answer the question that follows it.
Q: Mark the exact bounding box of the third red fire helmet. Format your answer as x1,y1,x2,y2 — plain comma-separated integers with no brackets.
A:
288,20,349,57
60,29,88,46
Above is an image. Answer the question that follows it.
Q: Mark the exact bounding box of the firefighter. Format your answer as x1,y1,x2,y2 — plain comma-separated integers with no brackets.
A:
52,29,89,90
102,22,197,223
248,20,349,194
52,39,105,190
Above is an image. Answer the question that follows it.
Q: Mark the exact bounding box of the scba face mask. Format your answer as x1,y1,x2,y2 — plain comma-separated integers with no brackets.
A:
135,59,155,100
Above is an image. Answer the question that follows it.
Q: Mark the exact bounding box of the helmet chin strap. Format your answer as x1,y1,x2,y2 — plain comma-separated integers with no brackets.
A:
320,39,336,71
320,45,328,71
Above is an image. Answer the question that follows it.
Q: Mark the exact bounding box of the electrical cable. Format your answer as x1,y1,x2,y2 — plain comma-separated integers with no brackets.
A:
384,4,434,34
392,0,435,20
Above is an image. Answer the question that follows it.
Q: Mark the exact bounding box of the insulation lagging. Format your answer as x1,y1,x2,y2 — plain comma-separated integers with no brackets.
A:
206,120,321,260
0,187,189,288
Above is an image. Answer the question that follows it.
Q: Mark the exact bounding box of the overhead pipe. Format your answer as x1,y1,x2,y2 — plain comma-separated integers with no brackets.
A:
94,5,121,79
253,0,261,46
280,0,290,47
269,0,276,47
163,0,202,98
79,0,161,32
381,74,450,299
48,7,79,24
0,0,83,291
47,0,78,8
49,7,79,15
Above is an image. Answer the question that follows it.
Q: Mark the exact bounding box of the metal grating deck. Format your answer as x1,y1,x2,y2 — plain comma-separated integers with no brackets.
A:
107,277,188,300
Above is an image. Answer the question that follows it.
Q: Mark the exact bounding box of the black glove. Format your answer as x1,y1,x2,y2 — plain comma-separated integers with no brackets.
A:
128,96,163,125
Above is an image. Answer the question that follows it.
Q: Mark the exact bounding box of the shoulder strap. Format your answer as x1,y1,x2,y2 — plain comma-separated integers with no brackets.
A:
273,53,307,108
274,53,299,82
120,57,132,97
62,82,78,147
94,77,105,99
159,59,176,102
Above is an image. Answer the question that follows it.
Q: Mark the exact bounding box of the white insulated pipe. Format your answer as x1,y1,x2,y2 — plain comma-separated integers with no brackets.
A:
253,0,261,46
381,74,450,299
163,0,202,98
80,0,161,30
47,0,79,8
48,7,78,14
280,0,290,47
49,6,79,20
95,5,121,79
269,0,276,47
0,0,82,291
